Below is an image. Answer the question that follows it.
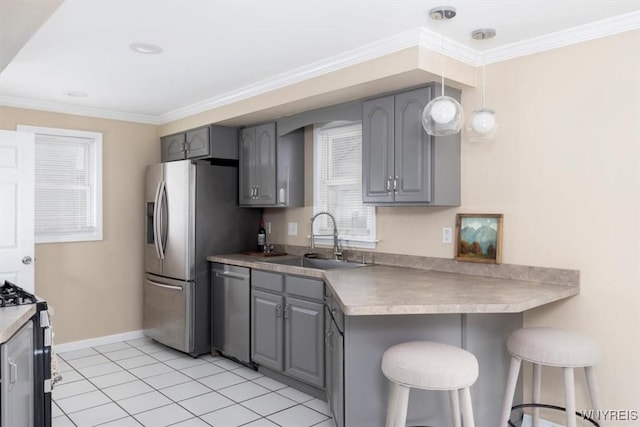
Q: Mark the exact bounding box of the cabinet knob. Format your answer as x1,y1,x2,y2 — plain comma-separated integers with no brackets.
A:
284,304,290,319
275,303,282,318
393,176,399,193
386,177,392,194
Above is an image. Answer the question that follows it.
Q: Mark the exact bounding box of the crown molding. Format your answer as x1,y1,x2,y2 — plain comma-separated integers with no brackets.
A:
483,10,640,64
0,96,160,125
3,11,638,125
158,28,426,124
417,27,480,66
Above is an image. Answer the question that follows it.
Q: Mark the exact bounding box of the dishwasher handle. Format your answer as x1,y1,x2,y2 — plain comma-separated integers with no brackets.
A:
214,271,249,281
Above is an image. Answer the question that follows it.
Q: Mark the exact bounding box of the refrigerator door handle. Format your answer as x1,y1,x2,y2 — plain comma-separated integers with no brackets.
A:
153,181,163,259
157,180,167,259
146,279,183,291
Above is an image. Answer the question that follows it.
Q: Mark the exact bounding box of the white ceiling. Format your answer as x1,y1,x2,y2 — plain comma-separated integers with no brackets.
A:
1,0,638,124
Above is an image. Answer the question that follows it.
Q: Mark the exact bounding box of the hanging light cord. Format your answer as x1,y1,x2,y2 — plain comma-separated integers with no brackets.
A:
440,31,445,97
481,57,486,108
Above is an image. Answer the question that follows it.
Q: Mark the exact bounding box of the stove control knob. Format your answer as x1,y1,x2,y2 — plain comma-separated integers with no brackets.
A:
22,256,32,265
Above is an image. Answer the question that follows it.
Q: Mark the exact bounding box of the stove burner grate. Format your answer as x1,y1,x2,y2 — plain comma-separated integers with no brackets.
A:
0,280,37,307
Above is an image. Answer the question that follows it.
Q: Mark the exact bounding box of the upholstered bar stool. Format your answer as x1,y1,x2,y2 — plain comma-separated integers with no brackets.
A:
382,341,479,427
501,327,602,427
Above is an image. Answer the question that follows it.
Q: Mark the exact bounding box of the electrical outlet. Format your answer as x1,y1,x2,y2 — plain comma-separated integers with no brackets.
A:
288,222,298,236
442,227,453,244
266,222,271,234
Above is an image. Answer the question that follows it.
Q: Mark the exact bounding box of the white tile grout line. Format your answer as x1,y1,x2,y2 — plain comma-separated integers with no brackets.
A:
54,339,332,427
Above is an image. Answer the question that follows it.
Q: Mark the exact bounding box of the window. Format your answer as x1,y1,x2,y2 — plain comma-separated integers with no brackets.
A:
314,122,376,249
17,125,103,243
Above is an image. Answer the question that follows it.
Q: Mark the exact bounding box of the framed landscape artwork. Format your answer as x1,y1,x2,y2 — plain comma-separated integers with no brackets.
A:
455,213,504,264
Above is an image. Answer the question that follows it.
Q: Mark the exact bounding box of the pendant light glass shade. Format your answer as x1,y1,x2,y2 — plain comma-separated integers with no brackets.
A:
422,95,464,136
466,28,498,142
422,6,462,137
466,107,498,141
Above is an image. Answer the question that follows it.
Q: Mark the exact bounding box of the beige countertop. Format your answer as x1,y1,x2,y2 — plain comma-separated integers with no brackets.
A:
0,304,37,344
207,254,579,316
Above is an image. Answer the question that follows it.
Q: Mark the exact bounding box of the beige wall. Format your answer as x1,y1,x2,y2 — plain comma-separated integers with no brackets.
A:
0,107,159,343
264,30,640,415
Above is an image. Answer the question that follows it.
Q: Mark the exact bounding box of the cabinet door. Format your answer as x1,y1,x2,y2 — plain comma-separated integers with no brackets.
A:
185,126,210,159
161,133,186,162
239,127,257,205
394,87,432,203
251,289,284,371
284,296,324,387
363,96,395,203
333,328,344,427
0,320,34,427
254,122,277,205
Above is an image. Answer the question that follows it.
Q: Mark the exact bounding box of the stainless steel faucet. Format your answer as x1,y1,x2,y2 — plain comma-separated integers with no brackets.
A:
310,211,342,260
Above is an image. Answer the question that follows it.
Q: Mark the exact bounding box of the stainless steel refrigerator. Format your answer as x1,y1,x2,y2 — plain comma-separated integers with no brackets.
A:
144,159,259,356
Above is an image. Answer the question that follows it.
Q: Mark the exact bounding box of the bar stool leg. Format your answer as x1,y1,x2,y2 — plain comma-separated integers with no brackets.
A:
563,367,577,427
532,363,542,427
585,366,602,426
385,382,410,427
501,356,522,426
449,389,461,427
585,366,602,410
459,387,475,427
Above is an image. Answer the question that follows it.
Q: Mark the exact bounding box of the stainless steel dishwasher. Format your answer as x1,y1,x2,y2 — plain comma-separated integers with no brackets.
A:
211,263,251,364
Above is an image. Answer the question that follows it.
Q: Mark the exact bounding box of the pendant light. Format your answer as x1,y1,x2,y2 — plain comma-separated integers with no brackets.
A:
422,6,463,136
466,28,498,142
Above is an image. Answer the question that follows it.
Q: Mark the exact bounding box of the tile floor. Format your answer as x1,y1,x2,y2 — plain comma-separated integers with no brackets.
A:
53,337,335,427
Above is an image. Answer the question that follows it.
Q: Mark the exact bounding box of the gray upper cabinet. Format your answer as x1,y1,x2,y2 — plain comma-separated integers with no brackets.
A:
161,133,186,162
161,125,238,162
239,123,304,208
239,123,277,205
184,126,210,159
362,85,461,206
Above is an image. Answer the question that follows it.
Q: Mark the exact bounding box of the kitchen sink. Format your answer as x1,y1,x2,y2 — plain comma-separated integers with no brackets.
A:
260,256,365,270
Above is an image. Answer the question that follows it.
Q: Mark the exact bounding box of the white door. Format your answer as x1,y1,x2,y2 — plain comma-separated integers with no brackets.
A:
0,130,35,293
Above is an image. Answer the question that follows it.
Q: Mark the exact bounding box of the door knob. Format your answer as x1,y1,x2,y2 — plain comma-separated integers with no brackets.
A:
22,256,32,265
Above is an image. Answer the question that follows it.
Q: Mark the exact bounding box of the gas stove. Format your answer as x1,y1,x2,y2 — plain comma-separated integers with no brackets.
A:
0,281,37,307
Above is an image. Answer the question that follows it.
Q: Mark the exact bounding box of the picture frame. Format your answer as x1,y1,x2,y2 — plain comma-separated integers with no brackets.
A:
455,213,503,264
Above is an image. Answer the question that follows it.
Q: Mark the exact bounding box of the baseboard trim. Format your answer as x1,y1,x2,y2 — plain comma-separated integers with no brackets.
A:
54,330,146,353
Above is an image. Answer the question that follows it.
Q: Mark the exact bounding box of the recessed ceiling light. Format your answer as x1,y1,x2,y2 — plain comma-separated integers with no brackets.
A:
129,42,164,55
64,90,88,98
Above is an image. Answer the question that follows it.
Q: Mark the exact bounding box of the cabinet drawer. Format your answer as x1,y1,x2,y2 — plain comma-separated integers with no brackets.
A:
252,270,284,293
286,276,324,301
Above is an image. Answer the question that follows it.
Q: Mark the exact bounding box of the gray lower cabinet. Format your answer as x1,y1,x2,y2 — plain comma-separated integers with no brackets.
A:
362,84,461,206
1,320,34,427
251,270,324,388
239,123,304,207
326,284,523,427
284,296,324,386
325,305,344,427
161,125,238,162
251,289,284,370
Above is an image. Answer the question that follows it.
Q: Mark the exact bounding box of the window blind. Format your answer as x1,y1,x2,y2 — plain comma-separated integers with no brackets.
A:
32,130,102,243
314,122,376,247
